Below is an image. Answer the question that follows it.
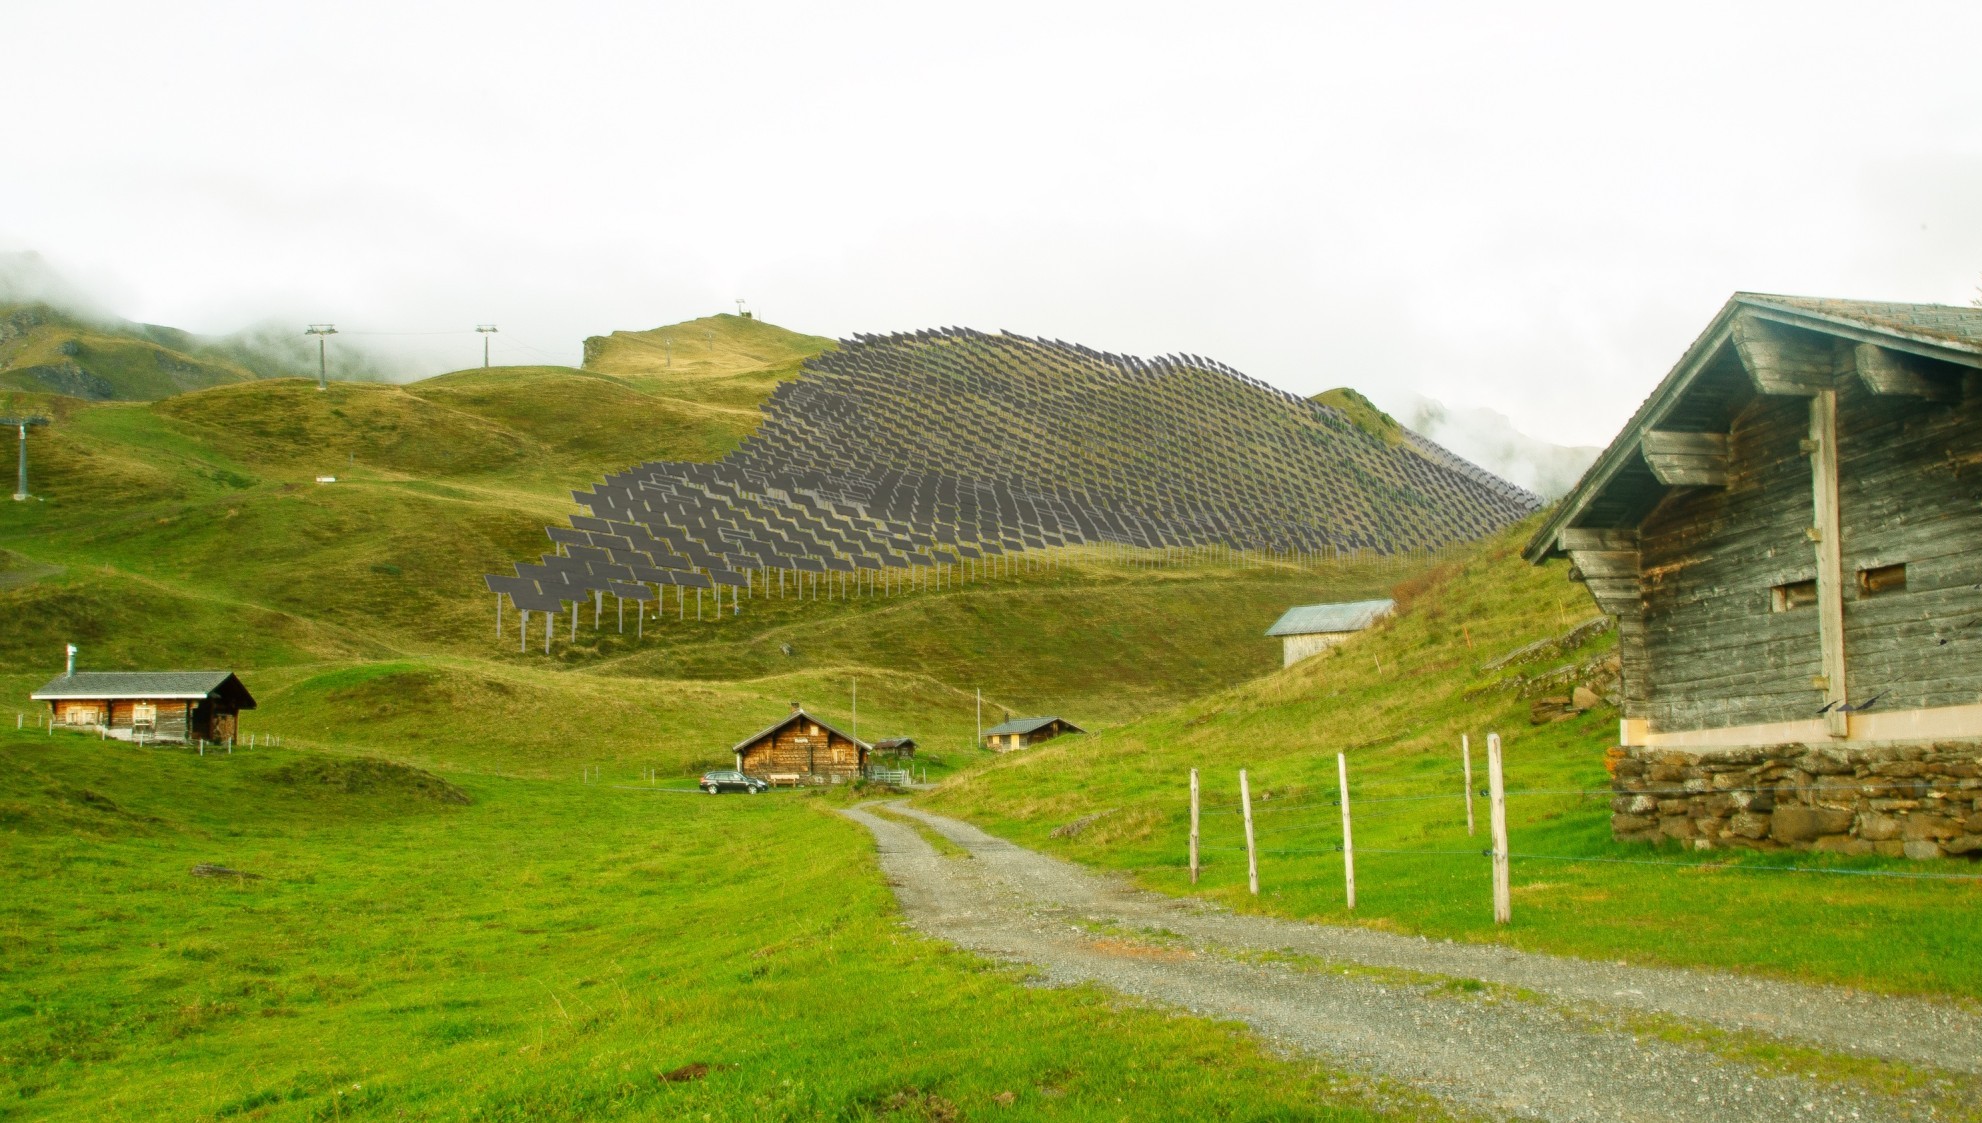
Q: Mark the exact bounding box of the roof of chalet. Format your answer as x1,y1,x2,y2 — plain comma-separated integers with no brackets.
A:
983,716,1084,737
871,737,917,751
1264,599,1396,637
731,708,871,754
1524,293,1982,564
31,671,256,707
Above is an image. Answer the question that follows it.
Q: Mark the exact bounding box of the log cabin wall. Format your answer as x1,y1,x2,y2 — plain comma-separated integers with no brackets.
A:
739,720,863,780
1636,368,1982,733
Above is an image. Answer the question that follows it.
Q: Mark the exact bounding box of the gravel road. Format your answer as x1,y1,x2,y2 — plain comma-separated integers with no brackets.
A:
842,802,1982,1123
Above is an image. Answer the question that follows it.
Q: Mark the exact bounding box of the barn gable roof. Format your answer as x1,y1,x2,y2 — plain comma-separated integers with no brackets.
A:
31,671,256,707
983,716,1083,737
731,708,871,754
1264,599,1396,637
1524,293,1982,564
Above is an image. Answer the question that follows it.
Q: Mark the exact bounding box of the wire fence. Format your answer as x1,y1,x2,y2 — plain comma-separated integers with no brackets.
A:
1183,743,1982,923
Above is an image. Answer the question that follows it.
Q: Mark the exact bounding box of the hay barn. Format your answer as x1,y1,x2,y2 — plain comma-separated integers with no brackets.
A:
982,716,1083,752
733,704,869,784
31,670,256,744
1265,599,1396,667
1528,293,1982,857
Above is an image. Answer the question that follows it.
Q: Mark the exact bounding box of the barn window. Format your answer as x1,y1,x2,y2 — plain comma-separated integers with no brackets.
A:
133,703,156,727
1771,579,1817,612
1858,563,1907,597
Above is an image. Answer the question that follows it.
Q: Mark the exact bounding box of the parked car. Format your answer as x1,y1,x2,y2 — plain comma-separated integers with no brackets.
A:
699,769,768,794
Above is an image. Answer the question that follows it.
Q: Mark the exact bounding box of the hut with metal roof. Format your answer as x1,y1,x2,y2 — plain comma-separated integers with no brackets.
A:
870,736,917,759
981,716,1083,753
31,670,256,744
733,703,870,784
1265,599,1396,667
1526,293,1982,857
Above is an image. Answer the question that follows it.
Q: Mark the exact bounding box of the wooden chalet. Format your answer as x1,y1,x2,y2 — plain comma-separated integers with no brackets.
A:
1528,294,1982,857
733,703,870,784
982,716,1083,752
31,670,256,744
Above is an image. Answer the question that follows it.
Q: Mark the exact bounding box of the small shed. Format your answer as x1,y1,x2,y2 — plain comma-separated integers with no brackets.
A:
982,716,1083,752
1265,599,1396,666
733,703,869,784
31,671,256,744
870,737,917,759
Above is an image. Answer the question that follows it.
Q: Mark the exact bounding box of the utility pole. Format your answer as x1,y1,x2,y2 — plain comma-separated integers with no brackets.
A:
664,337,673,368
476,324,498,368
1,416,49,500
734,298,746,316
304,325,338,391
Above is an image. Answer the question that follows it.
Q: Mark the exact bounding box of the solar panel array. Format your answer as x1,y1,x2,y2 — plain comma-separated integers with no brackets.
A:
485,328,1539,640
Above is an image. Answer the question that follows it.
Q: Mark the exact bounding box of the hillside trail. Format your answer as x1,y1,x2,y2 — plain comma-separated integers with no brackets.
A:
842,801,1982,1123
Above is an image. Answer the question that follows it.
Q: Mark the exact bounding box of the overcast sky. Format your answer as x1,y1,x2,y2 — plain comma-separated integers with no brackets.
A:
5,1,1979,446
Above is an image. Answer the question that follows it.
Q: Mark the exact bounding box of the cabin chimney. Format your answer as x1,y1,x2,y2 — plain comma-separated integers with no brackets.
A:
789,700,801,713
65,644,76,678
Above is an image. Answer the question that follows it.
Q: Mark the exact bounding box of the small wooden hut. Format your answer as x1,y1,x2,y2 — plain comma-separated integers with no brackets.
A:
870,737,917,759
981,716,1083,752
1265,599,1395,667
31,670,256,744
733,703,870,784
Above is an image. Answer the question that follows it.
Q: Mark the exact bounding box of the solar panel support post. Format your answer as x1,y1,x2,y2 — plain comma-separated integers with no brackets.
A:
495,593,502,637
519,610,527,652
571,604,577,642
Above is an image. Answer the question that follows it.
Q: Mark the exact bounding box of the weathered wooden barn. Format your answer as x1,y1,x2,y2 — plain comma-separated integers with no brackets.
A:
733,704,869,783
982,716,1083,752
1527,294,1982,857
1265,599,1396,667
31,670,256,744
870,737,917,759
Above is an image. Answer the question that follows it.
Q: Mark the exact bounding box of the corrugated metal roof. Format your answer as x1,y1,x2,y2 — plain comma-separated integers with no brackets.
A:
1264,599,1396,637
983,716,1082,737
31,670,251,702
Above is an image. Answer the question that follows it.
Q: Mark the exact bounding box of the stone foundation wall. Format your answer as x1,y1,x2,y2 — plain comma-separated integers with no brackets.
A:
1607,742,1982,859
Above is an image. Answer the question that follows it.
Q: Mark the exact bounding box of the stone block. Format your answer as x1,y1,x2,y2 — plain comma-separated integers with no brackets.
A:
1701,793,1736,817
1770,806,1854,843
1612,813,1657,833
1857,812,1902,842
1612,759,1646,779
1903,839,1945,860
1730,789,1775,813
1814,836,1874,856
1649,765,1686,783
1872,760,1926,778
1682,777,1711,793
1796,749,1856,775
1943,835,1982,857
1693,817,1725,839
1728,812,1770,840
1660,817,1698,840
1657,799,1689,815
1873,841,1905,858
1968,811,1982,834
1902,814,1961,841
1625,793,1658,815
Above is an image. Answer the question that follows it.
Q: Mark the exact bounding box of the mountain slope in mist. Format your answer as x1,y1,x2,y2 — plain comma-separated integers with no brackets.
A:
1405,395,1599,499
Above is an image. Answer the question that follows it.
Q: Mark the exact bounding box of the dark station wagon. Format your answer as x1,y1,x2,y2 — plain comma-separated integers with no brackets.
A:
699,769,769,794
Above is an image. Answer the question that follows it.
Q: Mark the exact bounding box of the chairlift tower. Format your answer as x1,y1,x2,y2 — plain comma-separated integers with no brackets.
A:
476,324,498,368
1,416,50,501
304,325,338,390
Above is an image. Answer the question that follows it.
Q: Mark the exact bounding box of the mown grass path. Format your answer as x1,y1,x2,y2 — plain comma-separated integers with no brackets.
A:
846,802,1982,1122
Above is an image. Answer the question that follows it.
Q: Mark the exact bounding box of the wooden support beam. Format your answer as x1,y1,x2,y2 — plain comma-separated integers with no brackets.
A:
1733,315,1832,396
1809,390,1848,738
1847,342,1961,402
1557,528,1637,552
1640,430,1730,487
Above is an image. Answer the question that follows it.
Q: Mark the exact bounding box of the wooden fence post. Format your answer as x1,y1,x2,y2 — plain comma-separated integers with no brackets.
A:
1487,733,1510,925
1189,768,1201,885
1337,752,1355,910
1240,769,1258,896
1463,734,1475,836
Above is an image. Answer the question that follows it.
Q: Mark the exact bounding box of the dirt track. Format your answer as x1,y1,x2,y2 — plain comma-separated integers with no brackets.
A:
842,801,1982,1123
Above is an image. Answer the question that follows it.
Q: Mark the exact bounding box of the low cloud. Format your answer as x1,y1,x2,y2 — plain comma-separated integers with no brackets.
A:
1407,395,1600,500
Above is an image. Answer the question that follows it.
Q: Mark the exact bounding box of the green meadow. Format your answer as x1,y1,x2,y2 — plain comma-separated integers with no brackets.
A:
0,731,1427,1122
923,523,1982,999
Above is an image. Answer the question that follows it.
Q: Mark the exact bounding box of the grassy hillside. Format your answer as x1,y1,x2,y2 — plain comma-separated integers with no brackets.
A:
0,732,1427,1122
0,303,263,401
582,313,834,412
921,520,1982,999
